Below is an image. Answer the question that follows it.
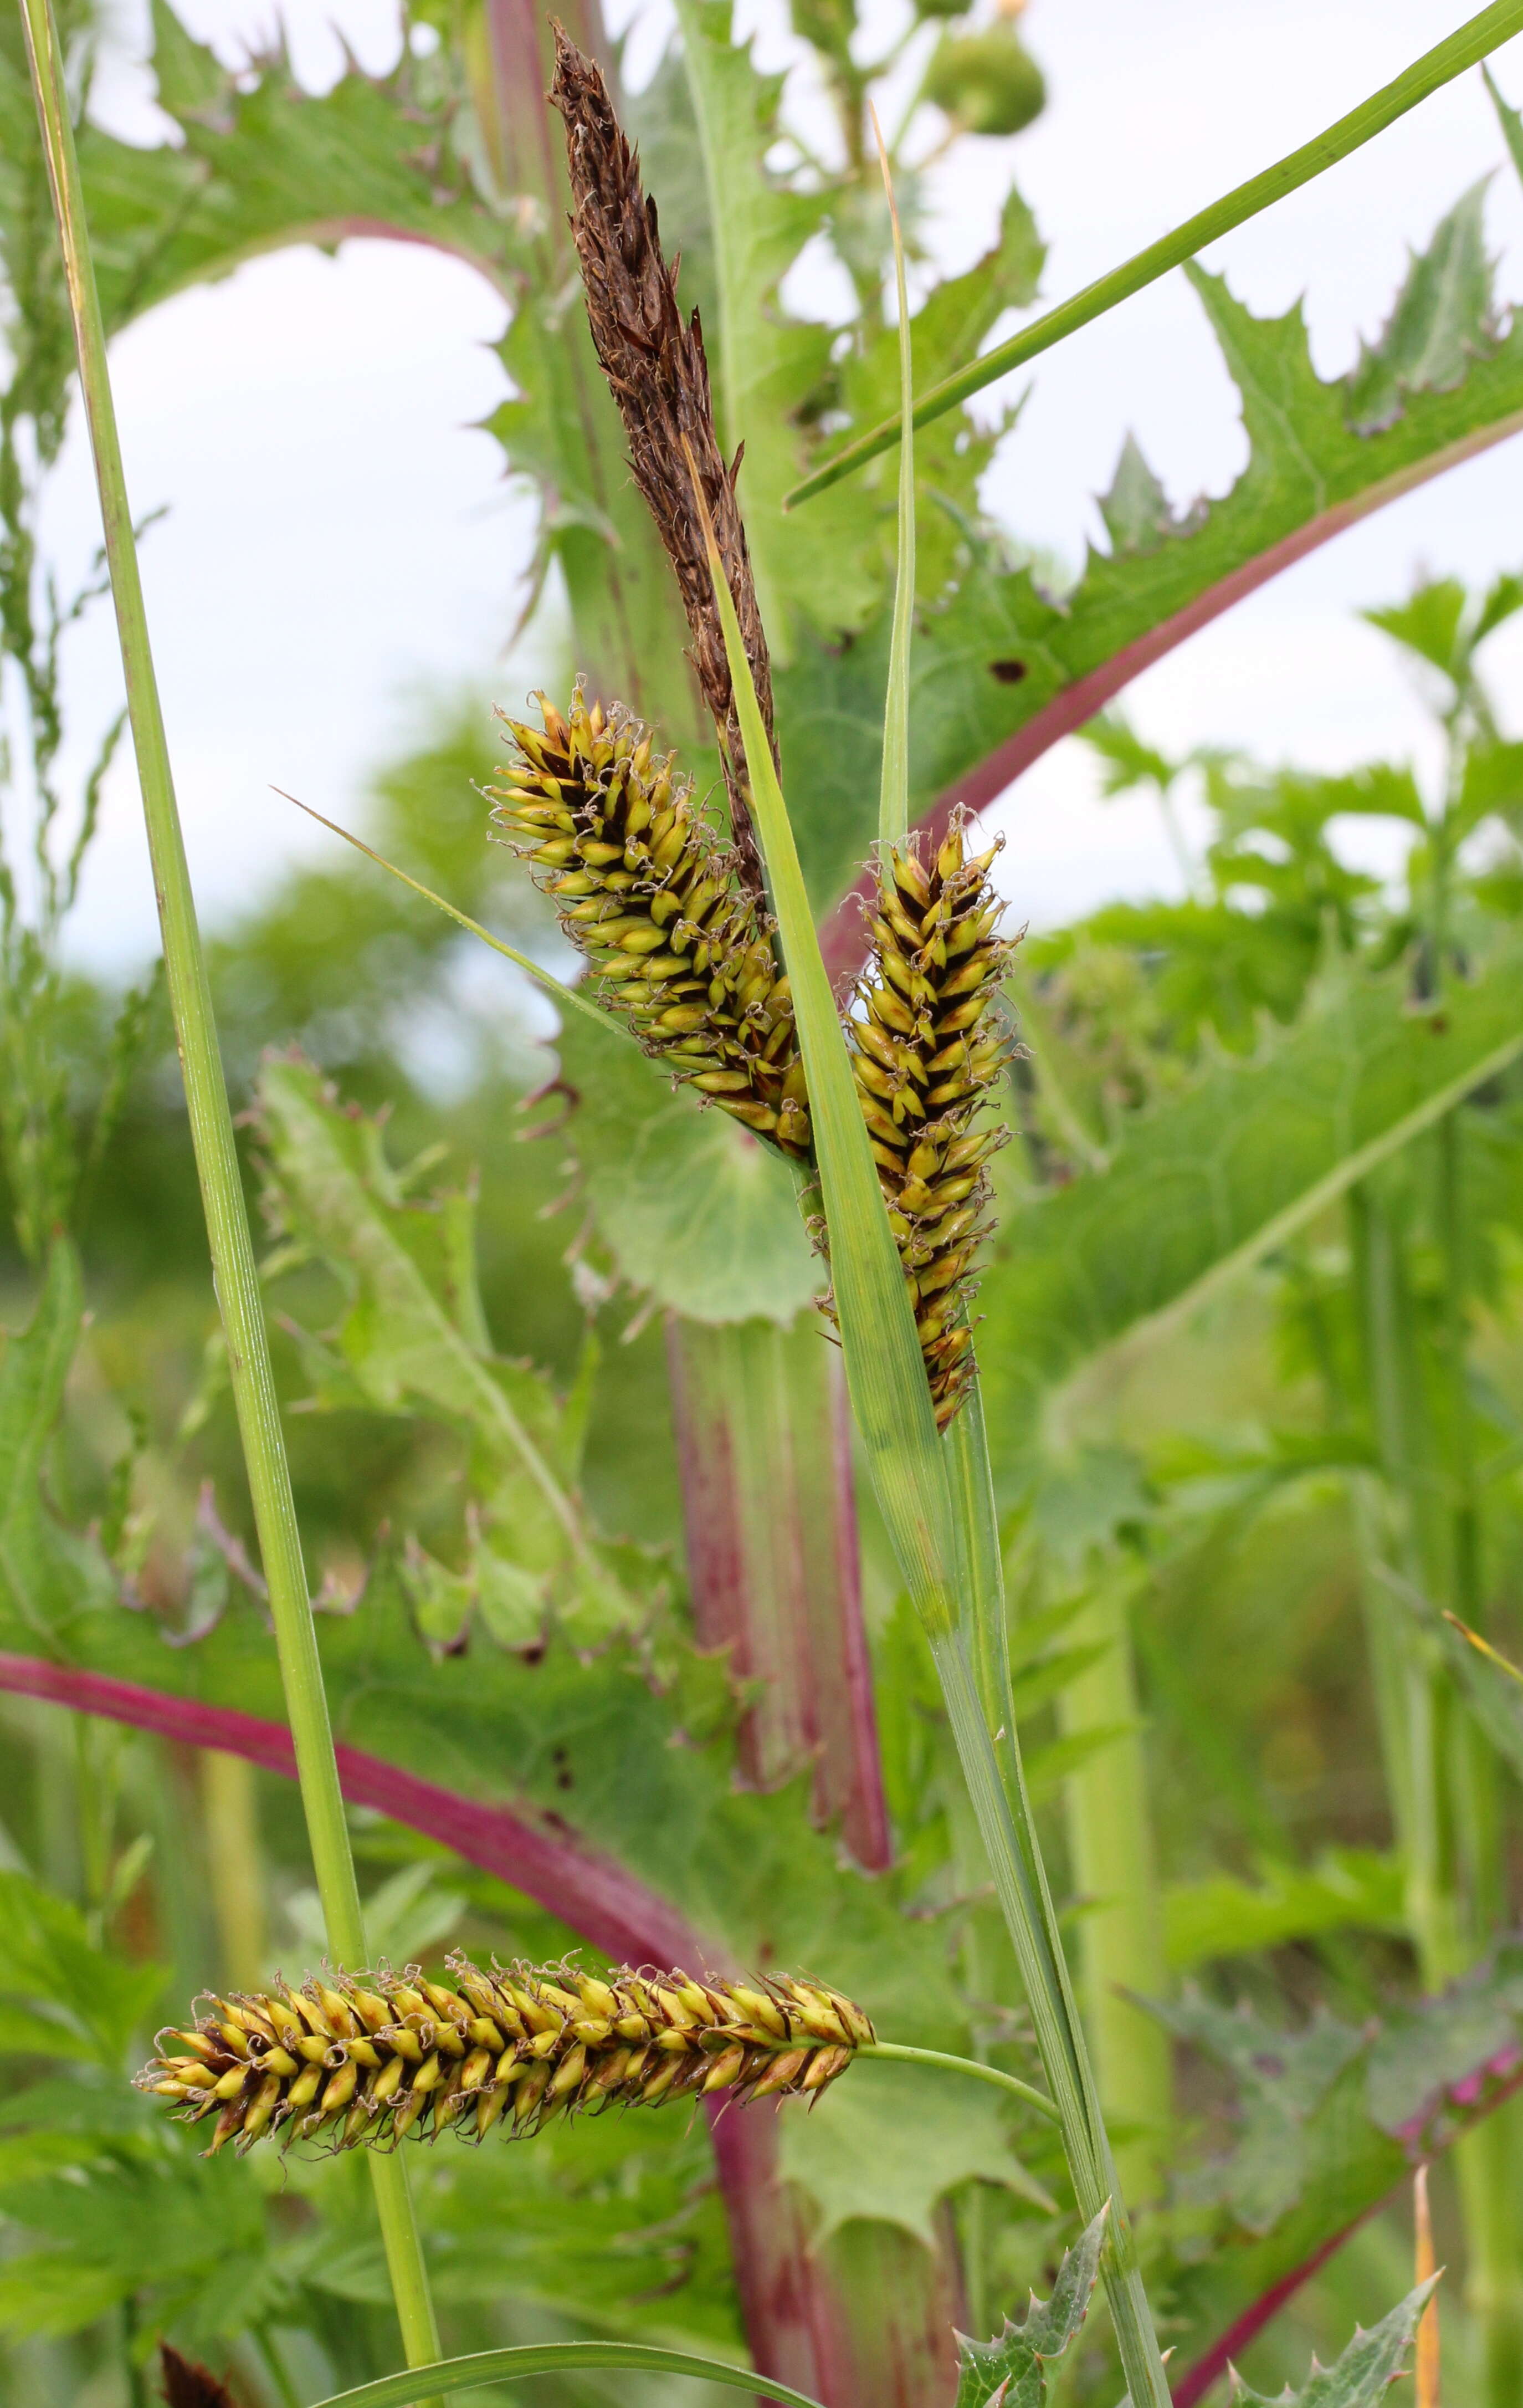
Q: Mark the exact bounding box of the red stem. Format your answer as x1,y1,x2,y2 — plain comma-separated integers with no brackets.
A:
23,1645,1518,2400
0,1647,870,2401
0,1649,697,1965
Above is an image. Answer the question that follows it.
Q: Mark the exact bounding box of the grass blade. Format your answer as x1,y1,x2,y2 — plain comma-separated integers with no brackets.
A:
13,0,443,2392
276,789,631,1041
874,107,914,852
691,458,1172,2408
311,2343,824,2408
685,439,957,1630
939,1381,1172,2407
1447,1611,1523,1685
786,0,1523,507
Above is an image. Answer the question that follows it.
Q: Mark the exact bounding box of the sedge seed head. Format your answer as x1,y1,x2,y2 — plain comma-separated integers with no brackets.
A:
489,683,809,1159
847,810,1018,1429
135,1958,874,2157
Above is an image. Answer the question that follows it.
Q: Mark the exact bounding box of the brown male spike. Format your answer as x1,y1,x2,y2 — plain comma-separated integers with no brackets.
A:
135,1958,875,2154
848,811,1017,1427
489,683,809,1158
548,25,773,902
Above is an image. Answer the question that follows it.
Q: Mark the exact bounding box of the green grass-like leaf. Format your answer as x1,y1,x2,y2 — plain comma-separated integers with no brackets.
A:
308,2342,824,2408
691,460,958,1633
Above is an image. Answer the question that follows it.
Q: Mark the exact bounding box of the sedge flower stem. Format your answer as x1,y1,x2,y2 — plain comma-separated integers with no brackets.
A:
859,2042,1061,2124
14,0,443,2394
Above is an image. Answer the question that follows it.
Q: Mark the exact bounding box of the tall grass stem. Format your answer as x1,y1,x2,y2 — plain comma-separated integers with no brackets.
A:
873,105,914,852
693,459,1173,2408
14,0,442,2391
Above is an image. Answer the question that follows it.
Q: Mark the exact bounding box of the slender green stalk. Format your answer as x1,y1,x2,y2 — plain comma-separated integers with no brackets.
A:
1057,1576,1171,2205
1352,1177,1523,2403
201,1749,268,1993
874,108,914,852
693,467,1172,2408
859,2041,1060,2124
13,2,442,2395
786,0,1523,507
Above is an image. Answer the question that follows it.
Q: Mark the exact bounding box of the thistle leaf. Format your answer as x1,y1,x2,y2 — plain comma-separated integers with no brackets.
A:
780,2056,1057,2246
801,177,1523,929
980,939,1523,1476
551,1005,823,1326
1346,180,1498,435
1227,2279,1437,2405
953,2207,1109,2408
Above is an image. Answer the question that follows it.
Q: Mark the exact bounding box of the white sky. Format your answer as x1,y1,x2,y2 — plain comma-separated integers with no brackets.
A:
30,0,1523,969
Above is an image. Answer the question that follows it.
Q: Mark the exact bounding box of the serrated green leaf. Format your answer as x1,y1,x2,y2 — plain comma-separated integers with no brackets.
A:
78,11,510,328
1165,1851,1406,1971
550,1005,822,1326
783,184,1523,911
0,1870,162,2070
953,2207,1108,2408
1099,436,1183,556
1227,2280,1435,2406
1151,1991,1366,2236
980,940,1523,1479
778,2057,1055,2246
1346,181,1497,434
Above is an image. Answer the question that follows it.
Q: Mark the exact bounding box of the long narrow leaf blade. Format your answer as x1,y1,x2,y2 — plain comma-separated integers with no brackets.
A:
786,0,1523,505
277,790,629,1041
688,453,956,1627
875,110,914,851
310,2343,825,2408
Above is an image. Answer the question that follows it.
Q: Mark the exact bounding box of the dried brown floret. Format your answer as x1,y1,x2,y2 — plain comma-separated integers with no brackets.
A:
489,683,809,1158
548,27,773,901
135,1959,875,2155
848,812,1017,1428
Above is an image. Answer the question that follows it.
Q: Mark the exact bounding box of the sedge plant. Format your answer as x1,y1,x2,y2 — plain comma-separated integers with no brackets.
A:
20,0,1523,2397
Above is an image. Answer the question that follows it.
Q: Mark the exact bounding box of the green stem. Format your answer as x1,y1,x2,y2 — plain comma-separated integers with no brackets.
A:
875,117,914,852
1352,1177,1522,2404
254,2327,305,2408
202,1749,268,1993
932,1615,1171,2408
1057,1577,1171,2205
786,0,1523,507
700,493,1168,2407
859,2041,1060,2124
13,2,442,2396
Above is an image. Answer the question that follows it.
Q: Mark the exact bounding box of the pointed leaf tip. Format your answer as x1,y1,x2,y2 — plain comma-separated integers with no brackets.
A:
955,2206,1109,2408
1225,2277,1439,2406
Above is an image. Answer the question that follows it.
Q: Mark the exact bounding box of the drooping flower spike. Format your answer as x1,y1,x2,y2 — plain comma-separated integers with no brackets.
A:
849,813,1018,1427
137,1957,875,2156
490,686,811,1160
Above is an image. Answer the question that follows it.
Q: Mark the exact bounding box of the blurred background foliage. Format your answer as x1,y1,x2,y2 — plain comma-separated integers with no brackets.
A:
6,0,1523,2402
